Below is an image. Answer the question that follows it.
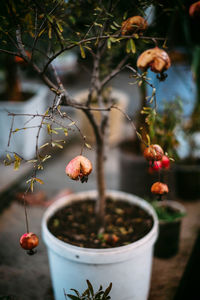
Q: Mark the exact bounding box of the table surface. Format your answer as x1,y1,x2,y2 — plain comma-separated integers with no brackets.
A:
149,199,200,300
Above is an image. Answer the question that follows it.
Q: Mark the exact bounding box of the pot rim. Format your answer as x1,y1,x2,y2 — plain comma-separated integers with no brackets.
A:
42,190,158,264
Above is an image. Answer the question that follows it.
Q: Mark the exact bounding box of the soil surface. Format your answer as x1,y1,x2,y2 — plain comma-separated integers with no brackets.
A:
48,197,153,248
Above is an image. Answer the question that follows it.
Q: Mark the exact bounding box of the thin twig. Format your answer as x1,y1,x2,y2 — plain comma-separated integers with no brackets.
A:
8,116,15,147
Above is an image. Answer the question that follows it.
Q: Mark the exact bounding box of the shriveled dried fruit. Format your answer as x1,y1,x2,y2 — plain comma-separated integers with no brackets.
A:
121,16,148,35
20,232,39,255
189,1,200,18
137,47,171,73
143,144,164,162
151,182,169,195
65,155,92,183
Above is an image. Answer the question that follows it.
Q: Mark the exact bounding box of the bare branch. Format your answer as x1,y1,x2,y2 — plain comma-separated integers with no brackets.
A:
101,54,130,88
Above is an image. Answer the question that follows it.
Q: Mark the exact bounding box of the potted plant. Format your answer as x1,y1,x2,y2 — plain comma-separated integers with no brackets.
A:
144,1,200,200
1,1,178,299
152,199,186,258
0,11,49,160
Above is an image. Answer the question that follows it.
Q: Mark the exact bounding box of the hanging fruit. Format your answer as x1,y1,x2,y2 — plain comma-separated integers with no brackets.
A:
20,232,39,255
148,160,162,173
151,182,169,195
189,1,200,18
65,155,92,183
121,16,148,35
143,144,164,162
137,47,171,73
161,155,170,169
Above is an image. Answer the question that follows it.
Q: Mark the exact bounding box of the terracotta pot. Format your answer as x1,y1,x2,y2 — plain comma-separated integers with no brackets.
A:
153,200,186,258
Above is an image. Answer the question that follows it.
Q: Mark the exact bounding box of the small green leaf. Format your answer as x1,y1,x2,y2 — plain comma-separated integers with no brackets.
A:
85,143,92,149
51,142,63,149
68,121,75,127
79,44,86,59
40,143,49,149
86,280,94,296
107,38,111,50
94,22,103,27
6,154,11,161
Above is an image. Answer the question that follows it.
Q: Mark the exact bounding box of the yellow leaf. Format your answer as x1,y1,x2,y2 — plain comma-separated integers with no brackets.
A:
34,177,44,185
85,143,92,149
79,44,86,59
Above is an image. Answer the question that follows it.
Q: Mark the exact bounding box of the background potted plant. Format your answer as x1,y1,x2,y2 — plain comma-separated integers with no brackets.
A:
0,3,49,160
143,1,200,200
0,0,180,299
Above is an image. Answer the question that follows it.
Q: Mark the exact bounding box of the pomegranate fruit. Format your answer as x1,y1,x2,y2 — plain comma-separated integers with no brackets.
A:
148,160,162,173
189,1,200,18
65,155,92,183
143,144,164,161
20,232,39,255
161,155,170,169
121,16,148,35
151,182,169,195
137,47,171,73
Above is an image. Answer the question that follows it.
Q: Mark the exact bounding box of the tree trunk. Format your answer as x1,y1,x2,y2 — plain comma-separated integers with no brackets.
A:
95,135,106,225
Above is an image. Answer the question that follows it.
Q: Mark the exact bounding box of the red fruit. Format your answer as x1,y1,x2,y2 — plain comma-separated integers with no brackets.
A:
65,155,92,183
121,16,148,35
151,182,169,195
137,47,171,73
148,160,162,173
20,232,39,251
189,1,200,18
14,51,31,64
161,155,170,169
143,144,164,162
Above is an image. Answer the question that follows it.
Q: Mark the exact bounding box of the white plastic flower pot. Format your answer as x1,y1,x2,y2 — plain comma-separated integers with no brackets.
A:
0,82,48,160
42,190,158,300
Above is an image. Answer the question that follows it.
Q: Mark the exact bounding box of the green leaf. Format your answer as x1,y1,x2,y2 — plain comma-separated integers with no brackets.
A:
103,283,112,299
38,27,45,37
40,143,49,149
126,38,136,54
41,155,51,162
107,38,111,50
6,154,11,161
68,121,75,127
51,142,63,149
79,44,86,59
110,25,117,30
94,22,103,28
66,295,80,300
30,180,34,192
86,280,94,297
113,21,121,28
85,143,92,150
27,159,38,163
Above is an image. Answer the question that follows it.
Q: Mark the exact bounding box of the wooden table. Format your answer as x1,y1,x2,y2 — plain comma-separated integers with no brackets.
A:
149,200,200,300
